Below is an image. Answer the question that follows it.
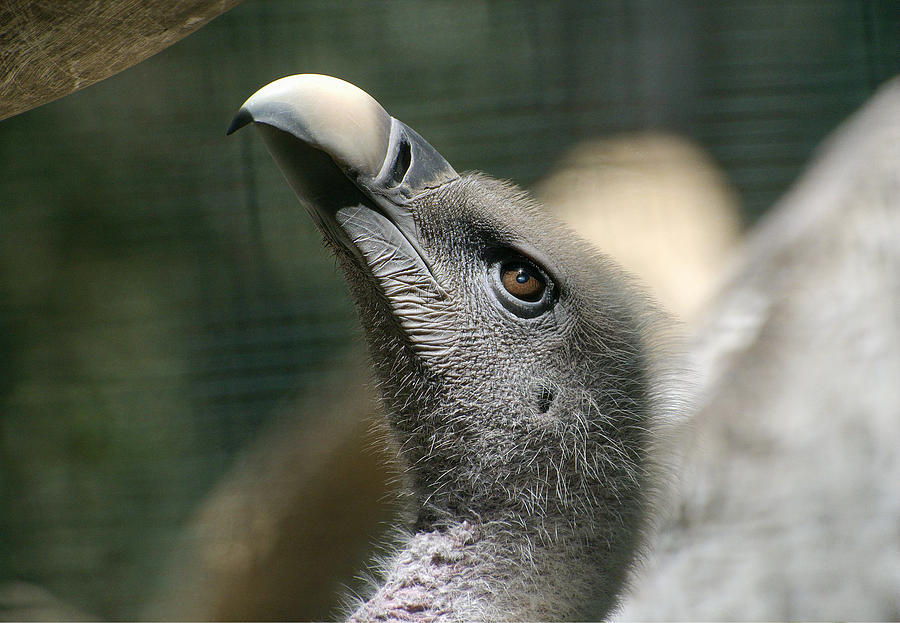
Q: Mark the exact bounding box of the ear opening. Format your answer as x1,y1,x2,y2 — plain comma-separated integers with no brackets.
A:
536,385,555,414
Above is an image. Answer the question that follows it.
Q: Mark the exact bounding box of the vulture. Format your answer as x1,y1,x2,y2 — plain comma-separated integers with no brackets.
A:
227,74,681,621
5,3,896,617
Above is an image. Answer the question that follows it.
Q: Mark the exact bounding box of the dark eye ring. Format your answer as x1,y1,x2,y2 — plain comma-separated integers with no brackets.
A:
489,255,556,318
500,262,545,302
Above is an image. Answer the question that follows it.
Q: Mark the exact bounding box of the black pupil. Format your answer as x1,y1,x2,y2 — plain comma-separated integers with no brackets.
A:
516,269,530,284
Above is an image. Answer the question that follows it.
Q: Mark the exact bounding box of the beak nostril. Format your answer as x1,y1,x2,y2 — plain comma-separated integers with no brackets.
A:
387,137,412,187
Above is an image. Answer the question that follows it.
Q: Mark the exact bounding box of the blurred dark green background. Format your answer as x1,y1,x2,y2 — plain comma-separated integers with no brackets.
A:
1,1,897,619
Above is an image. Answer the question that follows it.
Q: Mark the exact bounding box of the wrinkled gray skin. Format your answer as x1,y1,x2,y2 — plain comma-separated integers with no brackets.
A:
230,76,678,621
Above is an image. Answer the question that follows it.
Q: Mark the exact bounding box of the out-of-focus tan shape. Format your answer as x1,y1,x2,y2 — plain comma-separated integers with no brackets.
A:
536,134,741,322
150,361,405,621
0,582,95,622
0,0,242,121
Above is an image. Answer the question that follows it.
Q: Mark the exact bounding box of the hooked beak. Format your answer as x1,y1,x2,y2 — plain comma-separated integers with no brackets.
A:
226,74,458,273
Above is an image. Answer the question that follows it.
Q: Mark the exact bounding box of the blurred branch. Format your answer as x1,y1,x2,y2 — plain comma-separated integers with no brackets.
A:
0,0,242,120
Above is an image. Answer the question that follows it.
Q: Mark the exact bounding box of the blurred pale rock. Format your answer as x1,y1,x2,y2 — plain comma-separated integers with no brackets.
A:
537,134,741,321
619,77,900,620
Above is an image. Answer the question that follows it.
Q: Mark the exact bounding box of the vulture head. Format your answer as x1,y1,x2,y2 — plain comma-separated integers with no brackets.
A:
228,74,676,621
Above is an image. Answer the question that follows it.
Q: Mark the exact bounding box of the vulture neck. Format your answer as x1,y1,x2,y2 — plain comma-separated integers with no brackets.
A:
348,516,616,621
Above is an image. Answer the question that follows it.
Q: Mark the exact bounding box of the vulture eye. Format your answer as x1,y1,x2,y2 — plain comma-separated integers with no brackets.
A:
501,262,545,301
488,254,556,318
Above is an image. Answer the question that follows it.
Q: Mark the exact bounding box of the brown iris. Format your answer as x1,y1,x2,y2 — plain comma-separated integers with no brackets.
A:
501,262,545,302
